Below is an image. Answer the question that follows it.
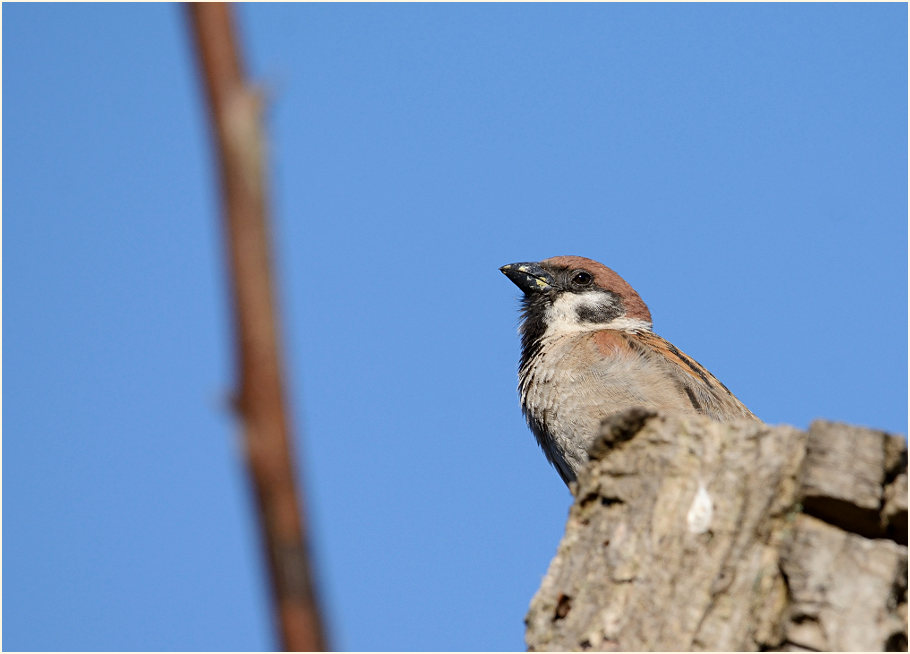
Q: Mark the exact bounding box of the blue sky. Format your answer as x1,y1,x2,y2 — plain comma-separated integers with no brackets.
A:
3,3,906,651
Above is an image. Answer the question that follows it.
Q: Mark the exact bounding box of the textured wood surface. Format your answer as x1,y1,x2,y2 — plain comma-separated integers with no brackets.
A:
525,410,907,652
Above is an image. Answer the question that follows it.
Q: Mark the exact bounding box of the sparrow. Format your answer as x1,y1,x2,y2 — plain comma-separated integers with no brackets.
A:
500,255,758,485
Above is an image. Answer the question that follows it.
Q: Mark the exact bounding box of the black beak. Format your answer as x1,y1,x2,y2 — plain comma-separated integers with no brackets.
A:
499,261,555,294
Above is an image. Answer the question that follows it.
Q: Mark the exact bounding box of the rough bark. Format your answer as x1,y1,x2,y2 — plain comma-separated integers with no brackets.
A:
525,410,907,652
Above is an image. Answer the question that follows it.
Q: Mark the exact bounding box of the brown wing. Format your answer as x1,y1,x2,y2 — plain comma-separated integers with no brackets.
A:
626,331,758,422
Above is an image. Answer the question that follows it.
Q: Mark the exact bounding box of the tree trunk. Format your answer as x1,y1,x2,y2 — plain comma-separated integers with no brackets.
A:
525,410,907,652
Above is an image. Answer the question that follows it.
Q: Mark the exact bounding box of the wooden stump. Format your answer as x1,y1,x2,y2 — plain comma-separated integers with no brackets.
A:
525,410,907,652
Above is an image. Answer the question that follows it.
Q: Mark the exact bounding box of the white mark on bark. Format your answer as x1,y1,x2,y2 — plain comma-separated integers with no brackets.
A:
687,482,713,535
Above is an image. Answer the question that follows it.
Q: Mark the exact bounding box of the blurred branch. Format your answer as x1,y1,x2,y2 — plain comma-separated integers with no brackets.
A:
186,4,328,651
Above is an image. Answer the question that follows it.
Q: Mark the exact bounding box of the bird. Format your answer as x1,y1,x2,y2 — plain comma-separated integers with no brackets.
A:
500,255,758,485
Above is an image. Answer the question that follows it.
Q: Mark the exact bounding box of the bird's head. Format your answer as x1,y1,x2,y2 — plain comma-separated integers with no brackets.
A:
500,256,652,346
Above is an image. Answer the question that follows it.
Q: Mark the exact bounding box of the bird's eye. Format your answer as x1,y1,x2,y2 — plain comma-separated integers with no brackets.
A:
572,270,593,286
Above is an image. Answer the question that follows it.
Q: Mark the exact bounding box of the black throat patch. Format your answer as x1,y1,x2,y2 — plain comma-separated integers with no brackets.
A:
518,293,549,373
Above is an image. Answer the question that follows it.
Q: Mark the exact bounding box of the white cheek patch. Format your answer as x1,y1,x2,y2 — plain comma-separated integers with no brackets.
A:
543,291,649,336
544,291,605,332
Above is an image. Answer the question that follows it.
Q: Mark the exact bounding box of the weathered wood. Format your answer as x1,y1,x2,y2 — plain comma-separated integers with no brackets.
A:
525,410,907,652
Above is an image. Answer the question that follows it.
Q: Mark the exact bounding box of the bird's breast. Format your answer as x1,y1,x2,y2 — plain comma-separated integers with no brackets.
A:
518,331,698,477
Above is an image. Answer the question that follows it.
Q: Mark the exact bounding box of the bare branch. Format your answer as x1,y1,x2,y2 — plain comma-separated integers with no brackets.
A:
186,4,328,650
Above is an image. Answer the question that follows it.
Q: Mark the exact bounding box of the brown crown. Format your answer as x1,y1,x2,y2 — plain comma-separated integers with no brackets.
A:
541,255,653,323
